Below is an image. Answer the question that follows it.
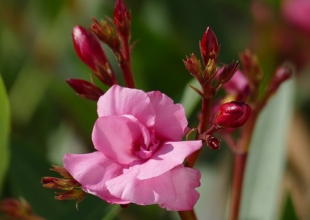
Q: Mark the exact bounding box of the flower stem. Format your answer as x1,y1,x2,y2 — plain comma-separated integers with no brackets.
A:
228,152,247,220
119,36,135,88
185,97,212,168
178,209,197,220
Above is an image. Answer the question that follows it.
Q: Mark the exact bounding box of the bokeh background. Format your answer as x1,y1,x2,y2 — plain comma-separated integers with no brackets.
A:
1,0,310,219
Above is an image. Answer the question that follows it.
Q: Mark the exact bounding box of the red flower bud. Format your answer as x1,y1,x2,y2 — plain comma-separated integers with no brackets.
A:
114,0,131,39
73,25,107,72
239,50,262,83
218,61,239,85
183,53,203,78
72,26,116,86
66,79,104,101
269,65,293,93
206,135,221,150
214,101,251,128
200,27,220,65
90,17,120,53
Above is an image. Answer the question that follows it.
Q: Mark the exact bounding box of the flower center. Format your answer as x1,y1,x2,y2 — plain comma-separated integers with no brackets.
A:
135,130,160,160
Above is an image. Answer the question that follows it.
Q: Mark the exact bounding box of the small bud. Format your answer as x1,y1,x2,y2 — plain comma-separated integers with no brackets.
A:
200,27,220,65
183,53,203,78
114,0,131,39
50,165,73,179
214,101,251,129
269,65,293,93
90,17,120,52
239,50,263,84
206,135,221,150
72,26,115,86
42,166,86,208
218,61,239,85
0,198,45,220
42,177,80,190
66,79,104,101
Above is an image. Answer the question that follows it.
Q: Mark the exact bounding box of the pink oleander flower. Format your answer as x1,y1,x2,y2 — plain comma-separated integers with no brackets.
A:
63,85,202,211
282,0,310,35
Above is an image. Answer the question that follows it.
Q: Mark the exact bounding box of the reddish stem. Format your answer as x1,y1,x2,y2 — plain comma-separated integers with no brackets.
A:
185,97,212,168
228,153,247,220
178,210,197,220
119,36,135,88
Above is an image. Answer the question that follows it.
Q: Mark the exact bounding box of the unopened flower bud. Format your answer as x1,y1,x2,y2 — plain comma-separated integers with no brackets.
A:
214,101,251,128
114,0,131,39
72,26,115,86
0,198,45,220
200,27,220,65
218,61,239,85
42,166,86,208
239,50,263,83
206,135,221,150
66,78,104,101
269,65,293,93
183,53,203,78
90,17,120,52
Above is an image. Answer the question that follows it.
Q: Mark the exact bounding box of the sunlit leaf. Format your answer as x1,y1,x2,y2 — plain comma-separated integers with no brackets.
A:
240,79,295,219
180,78,201,118
0,75,10,192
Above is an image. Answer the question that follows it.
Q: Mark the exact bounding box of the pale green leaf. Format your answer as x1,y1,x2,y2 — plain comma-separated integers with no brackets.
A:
0,75,10,192
180,78,201,117
240,79,295,220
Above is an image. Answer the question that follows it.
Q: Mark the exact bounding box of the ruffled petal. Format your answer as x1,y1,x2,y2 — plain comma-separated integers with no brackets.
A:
159,166,201,211
63,152,129,204
147,91,188,141
137,140,202,180
97,85,155,127
92,116,142,165
106,165,176,206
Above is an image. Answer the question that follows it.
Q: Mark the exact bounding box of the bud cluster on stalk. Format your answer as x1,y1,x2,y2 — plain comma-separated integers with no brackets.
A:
183,27,239,99
184,27,252,152
68,0,133,101
41,166,86,209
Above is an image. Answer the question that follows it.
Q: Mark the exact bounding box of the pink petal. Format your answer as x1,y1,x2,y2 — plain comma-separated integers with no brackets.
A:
97,85,155,127
63,152,129,204
159,166,201,211
92,116,142,165
137,140,202,180
106,165,176,206
147,91,188,141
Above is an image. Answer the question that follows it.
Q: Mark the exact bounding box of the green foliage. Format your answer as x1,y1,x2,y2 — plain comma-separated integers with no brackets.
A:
0,75,10,193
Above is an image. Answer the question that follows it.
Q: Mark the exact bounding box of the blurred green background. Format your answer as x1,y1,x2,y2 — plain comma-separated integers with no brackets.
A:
1,0,310,219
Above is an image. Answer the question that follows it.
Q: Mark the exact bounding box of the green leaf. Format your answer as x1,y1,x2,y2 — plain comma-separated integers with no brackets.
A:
281,192,298,220
180,78,201,118
0,75,10,192
240,79,295,220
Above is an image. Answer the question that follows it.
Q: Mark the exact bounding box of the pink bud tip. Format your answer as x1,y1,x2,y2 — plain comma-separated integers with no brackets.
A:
200,27,220,65
214,101,251,129
72,25,108,72
114,0,131,38
66,78,104,101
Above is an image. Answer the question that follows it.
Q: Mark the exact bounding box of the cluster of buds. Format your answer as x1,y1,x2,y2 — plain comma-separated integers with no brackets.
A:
0,198,45,220
184,27,239,99
41,166,86,209
184,28,252,151
68,0,134,101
